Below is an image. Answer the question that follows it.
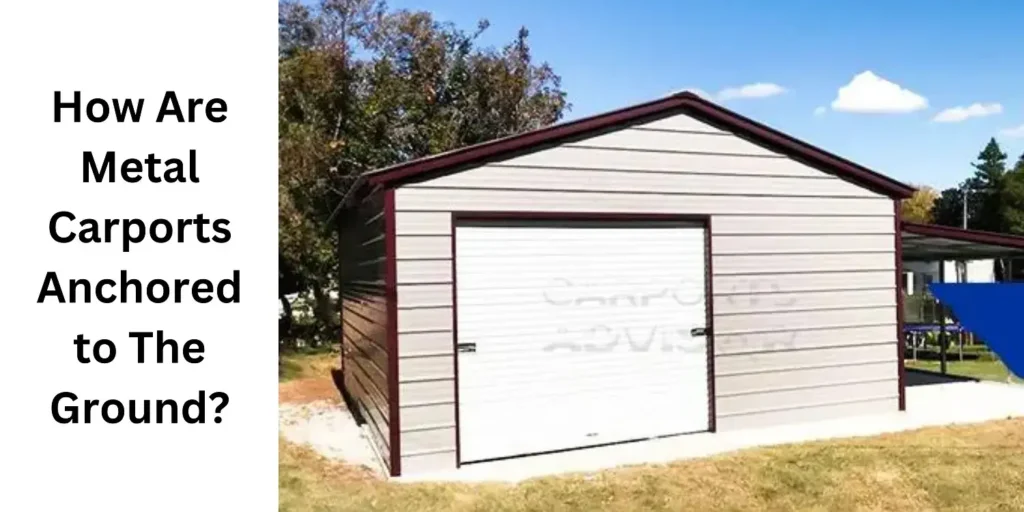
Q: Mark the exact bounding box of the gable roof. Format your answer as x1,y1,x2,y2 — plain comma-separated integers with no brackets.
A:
341,91,915,209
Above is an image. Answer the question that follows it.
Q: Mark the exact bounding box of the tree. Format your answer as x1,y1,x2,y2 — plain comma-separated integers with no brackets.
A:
902,185,938,223
1003,153,1024,235
932,142,1024,282
934,138,1008,231
932,187,965,228
967,138,1009,232
278,0,569,345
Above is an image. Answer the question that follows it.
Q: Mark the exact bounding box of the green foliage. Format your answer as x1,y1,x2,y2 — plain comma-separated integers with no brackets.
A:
1004,153,1024,235
930,140,1024,281
933,138,1010,231
277,0,569,347
903,292,942,324
901,186,937,223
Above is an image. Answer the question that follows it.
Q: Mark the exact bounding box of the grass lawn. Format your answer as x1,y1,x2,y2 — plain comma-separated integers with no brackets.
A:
906,358,1022,383
280,349,1024,512
281,419,1024,512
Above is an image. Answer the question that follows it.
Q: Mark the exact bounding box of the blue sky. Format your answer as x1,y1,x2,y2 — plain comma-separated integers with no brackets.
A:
391,0,1024,190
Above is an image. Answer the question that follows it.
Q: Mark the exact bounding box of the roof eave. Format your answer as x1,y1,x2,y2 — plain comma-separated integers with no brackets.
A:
902,221,1024,250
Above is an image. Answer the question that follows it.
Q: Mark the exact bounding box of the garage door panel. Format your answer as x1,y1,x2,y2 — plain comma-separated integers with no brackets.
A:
453,278,703,303
458,383,708,461
455,221,710,463
456,244,704,259
456,257,704,275
457,311,705,336
458,350,708,391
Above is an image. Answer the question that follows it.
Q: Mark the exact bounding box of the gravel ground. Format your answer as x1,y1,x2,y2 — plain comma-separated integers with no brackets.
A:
279,400,385,477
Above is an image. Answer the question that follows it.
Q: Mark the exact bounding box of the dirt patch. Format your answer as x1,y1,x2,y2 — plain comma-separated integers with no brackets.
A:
279,377,343,405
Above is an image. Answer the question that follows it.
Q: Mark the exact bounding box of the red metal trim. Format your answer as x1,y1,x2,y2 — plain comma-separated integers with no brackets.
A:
384,189,402,476
454,211,712,223
448,211,718,463
902,220,1024,249
895,201,906,411
449,212,463,468
705,217,717,431
362,92,914,199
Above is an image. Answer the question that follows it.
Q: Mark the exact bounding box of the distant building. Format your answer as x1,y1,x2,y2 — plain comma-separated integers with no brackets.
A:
903,260,995,296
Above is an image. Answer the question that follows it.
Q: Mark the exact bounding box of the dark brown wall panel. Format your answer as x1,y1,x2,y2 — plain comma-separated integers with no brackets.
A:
339,189,391,471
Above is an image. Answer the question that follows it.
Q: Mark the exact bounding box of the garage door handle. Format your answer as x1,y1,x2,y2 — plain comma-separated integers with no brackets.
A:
690,327,708,337
457,342,477,353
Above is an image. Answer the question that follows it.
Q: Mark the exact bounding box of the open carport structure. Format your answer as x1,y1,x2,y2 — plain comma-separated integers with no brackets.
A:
902,221,1024,262
899,221,1024,374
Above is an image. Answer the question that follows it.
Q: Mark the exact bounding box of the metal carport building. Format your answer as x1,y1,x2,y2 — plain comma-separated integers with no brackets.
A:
335,91,1024,477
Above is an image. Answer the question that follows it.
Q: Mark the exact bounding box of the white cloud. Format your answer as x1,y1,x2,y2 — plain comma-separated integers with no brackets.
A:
717,83,787,101
1000,124,1024,138
672,83,786,103
933,103,1003,123
813,106,827,116
830,71,928,113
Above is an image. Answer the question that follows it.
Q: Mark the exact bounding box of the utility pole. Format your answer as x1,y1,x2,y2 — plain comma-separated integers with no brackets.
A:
959,187,970,282
938,261,948,375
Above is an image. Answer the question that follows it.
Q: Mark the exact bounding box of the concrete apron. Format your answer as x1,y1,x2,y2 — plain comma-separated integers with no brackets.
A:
395,380,1024,483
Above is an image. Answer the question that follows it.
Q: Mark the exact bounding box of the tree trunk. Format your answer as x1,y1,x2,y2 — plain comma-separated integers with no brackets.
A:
279,294,295,350
312,284,337,347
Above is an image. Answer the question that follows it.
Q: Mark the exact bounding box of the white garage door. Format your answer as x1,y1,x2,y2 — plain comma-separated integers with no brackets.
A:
455,220,710,463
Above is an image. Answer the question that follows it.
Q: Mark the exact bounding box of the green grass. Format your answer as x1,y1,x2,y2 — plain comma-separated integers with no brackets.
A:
280,349,339,383
280,419,1024,512
279,345,1024,511
906,358,1022,383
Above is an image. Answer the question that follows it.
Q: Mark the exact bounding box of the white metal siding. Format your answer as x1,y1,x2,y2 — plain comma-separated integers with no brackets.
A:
395,188,893,216
392,111,898,473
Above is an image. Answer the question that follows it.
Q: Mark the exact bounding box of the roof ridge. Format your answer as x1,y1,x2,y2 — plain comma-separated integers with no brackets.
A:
340,92,915,211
